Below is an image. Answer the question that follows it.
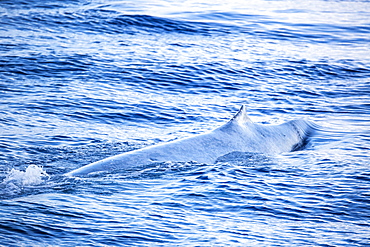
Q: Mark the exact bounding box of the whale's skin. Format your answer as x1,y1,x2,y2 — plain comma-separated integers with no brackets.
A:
66,106,314,176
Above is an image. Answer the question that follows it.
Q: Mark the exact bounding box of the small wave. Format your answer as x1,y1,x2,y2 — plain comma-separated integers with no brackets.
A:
1,165,49,196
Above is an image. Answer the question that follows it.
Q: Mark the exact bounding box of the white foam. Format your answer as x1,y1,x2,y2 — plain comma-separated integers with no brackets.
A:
3,165,49,186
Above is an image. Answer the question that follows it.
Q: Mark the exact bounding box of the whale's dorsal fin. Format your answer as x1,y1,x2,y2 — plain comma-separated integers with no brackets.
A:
229,105,252,124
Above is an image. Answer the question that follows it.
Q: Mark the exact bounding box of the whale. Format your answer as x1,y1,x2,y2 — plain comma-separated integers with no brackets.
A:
65,105,314,176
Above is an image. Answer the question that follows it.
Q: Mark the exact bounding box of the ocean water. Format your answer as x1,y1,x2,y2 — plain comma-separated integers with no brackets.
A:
1,0,370,246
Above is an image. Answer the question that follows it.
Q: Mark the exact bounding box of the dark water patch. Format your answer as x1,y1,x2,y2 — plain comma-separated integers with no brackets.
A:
255,59,370,81
0,0,87,9
1,10,226,36
122,62,246,94
187,11,370,43
0,54,92,78
3,5,368,46
257,23,370,44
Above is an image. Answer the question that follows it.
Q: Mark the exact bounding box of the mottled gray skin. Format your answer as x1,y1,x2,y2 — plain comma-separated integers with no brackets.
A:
65,106,313,176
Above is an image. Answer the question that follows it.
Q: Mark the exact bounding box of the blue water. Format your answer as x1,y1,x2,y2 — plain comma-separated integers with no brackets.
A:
1,0,370,245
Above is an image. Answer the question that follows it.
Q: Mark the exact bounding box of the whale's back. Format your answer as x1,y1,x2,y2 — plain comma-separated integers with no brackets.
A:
65,106,315,176
215,116,314,154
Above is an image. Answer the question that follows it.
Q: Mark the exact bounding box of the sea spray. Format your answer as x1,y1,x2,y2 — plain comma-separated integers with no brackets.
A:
1,165,49,196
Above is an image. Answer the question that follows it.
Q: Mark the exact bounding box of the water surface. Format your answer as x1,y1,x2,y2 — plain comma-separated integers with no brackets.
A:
0,0,369,246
